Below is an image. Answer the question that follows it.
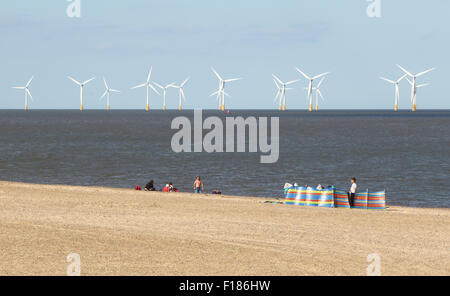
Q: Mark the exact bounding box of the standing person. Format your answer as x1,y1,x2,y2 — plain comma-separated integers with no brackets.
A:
193,176,204,193
347,178,357,207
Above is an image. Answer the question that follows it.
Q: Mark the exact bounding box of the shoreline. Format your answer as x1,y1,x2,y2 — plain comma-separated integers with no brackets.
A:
1,181,449,275
1,180,447,210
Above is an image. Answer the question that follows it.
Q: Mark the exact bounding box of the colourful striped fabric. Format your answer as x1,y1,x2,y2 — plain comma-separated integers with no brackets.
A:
285,187,334,208
333,189,351,208
285,187,386,210
334,188,386,210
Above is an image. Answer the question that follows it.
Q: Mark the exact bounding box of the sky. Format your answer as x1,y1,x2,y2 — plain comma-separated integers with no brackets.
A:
0,0,449,110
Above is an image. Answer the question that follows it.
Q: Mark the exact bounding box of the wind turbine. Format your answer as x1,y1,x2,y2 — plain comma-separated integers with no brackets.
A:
272,74,299,111
131,67,160,111
380,74,407,111
153,82,176,111
68,76,96,111
171,77,190,111
295,67,329,111
12,76,34,111
210,67,241,111
309,76,326,111
396,65,434,111
101,78,120,111
405,77,430,107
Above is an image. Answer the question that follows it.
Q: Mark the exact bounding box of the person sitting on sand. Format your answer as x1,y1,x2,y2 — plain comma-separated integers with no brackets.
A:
211,189,222,194
163,184,170,192
193,176,204,193
144,180,156,191
316,184,324,190
347,178,357,207
168,182,179,192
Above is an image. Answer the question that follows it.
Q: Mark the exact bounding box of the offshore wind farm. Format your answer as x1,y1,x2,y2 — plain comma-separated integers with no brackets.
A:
7,64,436,112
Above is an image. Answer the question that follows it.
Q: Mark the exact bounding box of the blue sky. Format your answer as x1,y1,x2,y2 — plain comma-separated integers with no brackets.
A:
1,0,449,109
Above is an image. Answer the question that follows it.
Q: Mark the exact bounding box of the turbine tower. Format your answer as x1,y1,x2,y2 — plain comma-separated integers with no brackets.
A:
68,76,96,111
101,78,120,111
154,82,176,111
211,67,241,111
12,76,34,111
396,65,434,112
380,74,407,111
295,67,329,112
172,77,190,111
131,67,160,111
272,74,299,111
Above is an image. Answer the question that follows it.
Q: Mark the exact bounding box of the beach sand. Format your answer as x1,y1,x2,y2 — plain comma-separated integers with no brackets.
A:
0,181,448,276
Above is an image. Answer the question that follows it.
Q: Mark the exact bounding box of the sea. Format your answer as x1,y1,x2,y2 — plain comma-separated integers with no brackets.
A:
0,110,449,208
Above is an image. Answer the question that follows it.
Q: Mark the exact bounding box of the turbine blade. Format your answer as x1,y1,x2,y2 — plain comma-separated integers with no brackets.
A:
68,76,81,85
26,76,34,87
272,74,283,85
397,74,407,83
131,83,146,89
312,72,330,80
83,77,96,85
110,89,120,93
100,90,108,99
295,67,311,80
12,86,25,89
147,67,153,82
211,67,222,81
396,64,413,77
316,76,326,88
26,89,33,100
416,83,430,88
153,82,163,89
224,78,241,82
380,77,395,84
317,89,324,101
416,68,435,77
286,79,300,85
181,77,190,87
181,89,186,102
149,83,160,95
103,78,109,90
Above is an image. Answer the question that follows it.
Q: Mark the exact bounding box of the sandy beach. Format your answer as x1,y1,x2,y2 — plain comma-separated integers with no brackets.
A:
0,181,448,276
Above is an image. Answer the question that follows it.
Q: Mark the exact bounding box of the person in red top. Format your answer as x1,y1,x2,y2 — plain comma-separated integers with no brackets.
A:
163,184,170,192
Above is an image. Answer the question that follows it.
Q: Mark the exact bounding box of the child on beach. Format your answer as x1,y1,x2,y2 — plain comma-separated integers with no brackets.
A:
193,176,204,193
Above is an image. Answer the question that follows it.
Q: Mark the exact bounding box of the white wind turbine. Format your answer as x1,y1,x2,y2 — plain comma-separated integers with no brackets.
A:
210,67,241,111
153,82,176,111
380,74,407,111
131,67,160,111
272,74,299,111
12,76,34,111
295,67,329,111
307,76,326,111
171,77,190,111
396,64,434,112
68,76,96,111
101,78,120,111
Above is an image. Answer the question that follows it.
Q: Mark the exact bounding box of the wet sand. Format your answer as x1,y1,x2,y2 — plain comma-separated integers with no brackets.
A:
0,181,449,275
